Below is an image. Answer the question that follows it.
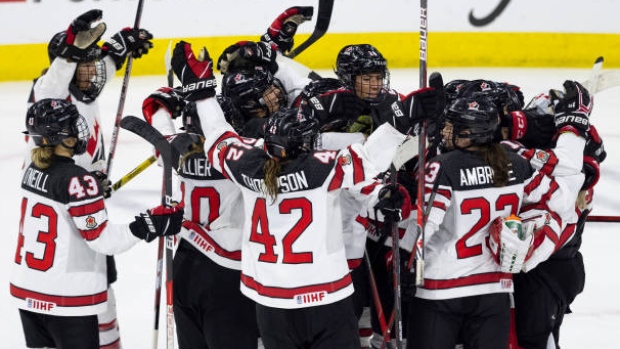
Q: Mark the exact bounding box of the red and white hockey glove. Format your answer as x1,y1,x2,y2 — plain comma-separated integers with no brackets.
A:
171,41,217,101
488,215,533,273
261,6,313,54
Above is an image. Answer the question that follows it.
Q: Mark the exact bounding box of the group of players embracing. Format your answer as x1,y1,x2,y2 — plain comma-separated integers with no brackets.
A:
12,6,605,349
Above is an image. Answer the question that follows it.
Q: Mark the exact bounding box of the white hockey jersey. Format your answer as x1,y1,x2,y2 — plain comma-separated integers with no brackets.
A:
195,97,408,309
416,132,585,300
11,157,140,316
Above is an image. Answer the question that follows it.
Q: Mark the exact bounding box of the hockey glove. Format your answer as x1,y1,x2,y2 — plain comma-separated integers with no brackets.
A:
129,205,184,243
49,9,106,62
261,6,314,54
217,41,278,75
142,87,186,121
582,125,606,191
405,86,445,132
488,215,534,273
550,80,592,138
500,109,557,149
171,41,217,101
304,89,367,130
102,27,153,70
374,184,412,223
91,170,112,199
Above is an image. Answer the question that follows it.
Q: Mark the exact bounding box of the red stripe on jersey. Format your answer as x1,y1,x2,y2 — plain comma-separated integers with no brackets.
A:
182,221,242,260
328,162,345,191
539,151,559,175
100,339,121,349
433,188,452,201
539,179,559,207
79,221,107,241
218,147,231,180
349,147,365,184
423,272,512,289
524,172,545,195
431,201,447,212
557,222,576,251
241,273,352,299
10,284,107,307
68,198,105,217
361,182,380,195
347,259,362,269
98,319,118,332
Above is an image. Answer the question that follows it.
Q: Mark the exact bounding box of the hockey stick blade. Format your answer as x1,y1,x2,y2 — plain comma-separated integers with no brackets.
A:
287,0,334,58
392,136,419,171
120,116,173,206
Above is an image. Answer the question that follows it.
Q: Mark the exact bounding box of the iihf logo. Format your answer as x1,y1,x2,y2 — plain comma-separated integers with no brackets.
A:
295,291,327,304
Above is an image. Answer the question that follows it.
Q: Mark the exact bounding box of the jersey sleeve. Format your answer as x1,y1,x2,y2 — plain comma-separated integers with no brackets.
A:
32,58,76,100
422,159,452,242
64,172,140,255
517,132,586,177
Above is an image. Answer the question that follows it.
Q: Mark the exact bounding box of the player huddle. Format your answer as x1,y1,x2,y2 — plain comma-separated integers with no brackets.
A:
10,6,605,349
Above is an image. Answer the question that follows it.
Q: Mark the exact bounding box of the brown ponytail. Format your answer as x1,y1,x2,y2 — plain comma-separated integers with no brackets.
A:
31,147,54,169
477,143,510,187
263,158,283,203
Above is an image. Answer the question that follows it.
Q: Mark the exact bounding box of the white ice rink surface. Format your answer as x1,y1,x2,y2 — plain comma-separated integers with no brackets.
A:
1,67,619,348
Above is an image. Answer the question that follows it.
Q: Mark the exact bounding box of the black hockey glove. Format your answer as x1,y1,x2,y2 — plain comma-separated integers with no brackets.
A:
550,80,592,138
49,9,106,62
102,27,153,70
171,41,217,101
261,6,313,54
304,89,367,131
374,184,412,223
584,125,606,163
501,109,557,149
217,41,278,75
142,87,186,121
91,170,112,199
129,205,184,243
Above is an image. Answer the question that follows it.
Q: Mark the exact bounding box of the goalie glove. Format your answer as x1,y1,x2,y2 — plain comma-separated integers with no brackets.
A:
488,214,533,273
261,6,313,54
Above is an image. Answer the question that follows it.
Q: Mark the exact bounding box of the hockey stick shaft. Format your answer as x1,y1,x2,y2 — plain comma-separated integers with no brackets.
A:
286,0,334,58
106,0,145,177
111,155,156,192
119,116,174,349
587,215,620,222
415,0,429,288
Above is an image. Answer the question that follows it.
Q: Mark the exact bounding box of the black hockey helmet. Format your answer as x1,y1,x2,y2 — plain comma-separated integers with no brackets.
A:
221,67,287,120
47,31,107,103
25,98,90,155
264,107,319,159
444,79,470,103
457,79,524,113
444,97,499,146
335,44,389,97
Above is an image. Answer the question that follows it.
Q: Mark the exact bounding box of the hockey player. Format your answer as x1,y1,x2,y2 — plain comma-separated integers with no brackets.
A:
11,99,183,349
141,76,260,348
171,40,423,349
26,11,153,348
406,96,537,349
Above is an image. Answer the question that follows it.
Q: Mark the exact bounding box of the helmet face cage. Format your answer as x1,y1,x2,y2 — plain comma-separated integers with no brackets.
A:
443,97,499,147
264,108,319,159
335,44,390,101
26,98,90,154
222,68,275,120
69,59,107,103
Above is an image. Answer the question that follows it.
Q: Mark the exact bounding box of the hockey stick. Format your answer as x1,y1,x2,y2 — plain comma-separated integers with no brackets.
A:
286,0,334,59
110,155,156,193
415,0,429,289
106,0,146,177
587,215,620,222
120,116,174,349
364,250,391,347
582,56,604,93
